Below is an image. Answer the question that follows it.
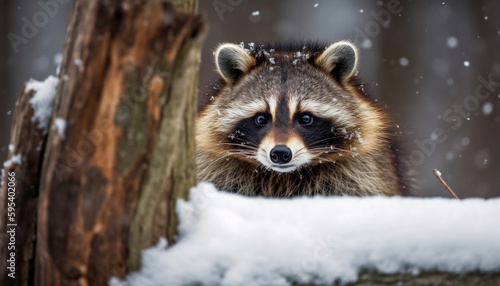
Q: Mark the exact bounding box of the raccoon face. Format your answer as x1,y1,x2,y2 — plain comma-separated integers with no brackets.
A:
209,41,373,173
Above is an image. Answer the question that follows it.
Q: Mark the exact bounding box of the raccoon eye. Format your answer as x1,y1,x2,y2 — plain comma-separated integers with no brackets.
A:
254,114,269,126
298,113,314,125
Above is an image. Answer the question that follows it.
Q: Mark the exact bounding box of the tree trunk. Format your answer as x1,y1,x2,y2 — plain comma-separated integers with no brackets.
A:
0,0,205,285
0,84,48,286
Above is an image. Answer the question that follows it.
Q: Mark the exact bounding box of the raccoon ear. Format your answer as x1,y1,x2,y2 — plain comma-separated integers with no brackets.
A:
315,41,358,83
215,43,256,83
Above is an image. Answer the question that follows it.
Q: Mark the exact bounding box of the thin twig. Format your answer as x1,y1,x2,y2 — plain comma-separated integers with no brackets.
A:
433,169,459,199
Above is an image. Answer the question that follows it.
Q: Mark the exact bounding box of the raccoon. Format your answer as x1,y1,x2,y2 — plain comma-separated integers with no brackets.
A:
196,41,410,197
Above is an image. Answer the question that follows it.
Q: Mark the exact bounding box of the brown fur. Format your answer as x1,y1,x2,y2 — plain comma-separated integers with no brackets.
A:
197,41,412,197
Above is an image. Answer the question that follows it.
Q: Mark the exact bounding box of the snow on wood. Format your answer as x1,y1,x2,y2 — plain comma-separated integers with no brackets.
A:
54,117,67,140
111,183,500,286
3,154,22,168
0,154,22,188
26,75,59,133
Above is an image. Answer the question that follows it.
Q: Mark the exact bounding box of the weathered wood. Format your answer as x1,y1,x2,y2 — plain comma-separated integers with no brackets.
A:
0,84,48,286
127,6,205,270
170,0,198,12
32,0,205,285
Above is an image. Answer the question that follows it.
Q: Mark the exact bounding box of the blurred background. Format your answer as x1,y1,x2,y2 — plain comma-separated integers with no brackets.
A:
1,0,499,197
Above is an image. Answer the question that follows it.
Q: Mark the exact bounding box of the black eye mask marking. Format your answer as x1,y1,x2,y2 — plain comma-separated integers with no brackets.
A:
228,110,346,154
229,114,271,147
293,114,343,149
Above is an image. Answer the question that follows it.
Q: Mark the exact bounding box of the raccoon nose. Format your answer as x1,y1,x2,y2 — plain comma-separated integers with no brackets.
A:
270,145,292,164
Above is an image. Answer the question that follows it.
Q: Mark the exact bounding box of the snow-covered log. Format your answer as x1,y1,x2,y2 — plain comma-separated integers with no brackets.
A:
0,0,205,285
113,183,500,286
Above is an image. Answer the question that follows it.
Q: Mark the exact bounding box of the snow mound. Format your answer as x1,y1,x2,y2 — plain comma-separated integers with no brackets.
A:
111,183,500,286
26,75,59,133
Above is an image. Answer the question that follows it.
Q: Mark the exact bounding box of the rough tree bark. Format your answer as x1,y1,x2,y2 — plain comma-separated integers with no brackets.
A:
0,0,205,285
0,84,48,286
1,1,498,286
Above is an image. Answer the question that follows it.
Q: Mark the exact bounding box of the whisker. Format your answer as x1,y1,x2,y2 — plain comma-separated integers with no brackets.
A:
311,156,338,164
199,152,234,174
218,142,259,150
199,150,257,174
305,135,344,147
259,146,267,154
295,145,307,154
309,146,359,155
